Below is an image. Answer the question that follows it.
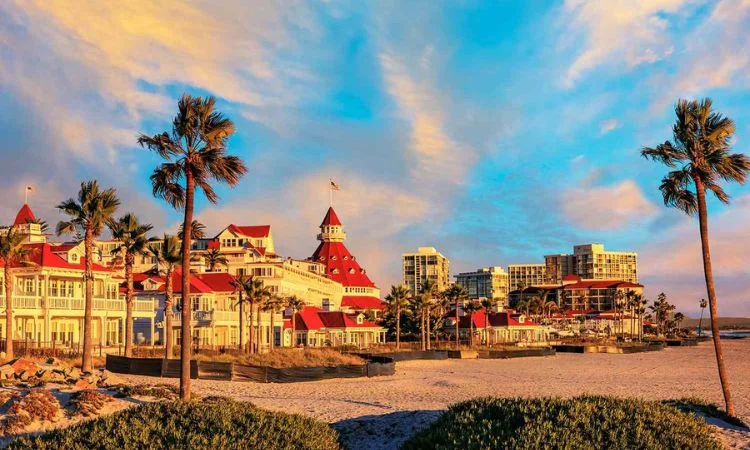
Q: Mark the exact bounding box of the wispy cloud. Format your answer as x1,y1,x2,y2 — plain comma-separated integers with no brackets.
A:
599,119,620,135
562,179,658,230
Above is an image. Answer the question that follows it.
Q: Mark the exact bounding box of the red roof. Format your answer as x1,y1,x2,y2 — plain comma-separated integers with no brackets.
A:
311,242,375,287
455,311,540,329
13,204,36,227
195,272,236,293
562,274,581,282
320,207,342,226
4,243,111,272
295,307,326,331
341,295,384,310
563,280,643,290
134,270,214,294
226,225,271,238
293,306,380,330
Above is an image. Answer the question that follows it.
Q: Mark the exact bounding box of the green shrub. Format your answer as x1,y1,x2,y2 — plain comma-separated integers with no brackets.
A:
403,396,722,450
9,397,341,450
663,397,748,428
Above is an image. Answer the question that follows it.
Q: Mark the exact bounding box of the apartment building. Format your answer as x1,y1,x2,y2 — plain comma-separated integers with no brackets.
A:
454,266,509,309
545,243,638,284
402,247,450,295
507,264,546,292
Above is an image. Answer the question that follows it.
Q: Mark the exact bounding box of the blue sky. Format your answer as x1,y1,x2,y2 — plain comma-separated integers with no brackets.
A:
1,0,749,315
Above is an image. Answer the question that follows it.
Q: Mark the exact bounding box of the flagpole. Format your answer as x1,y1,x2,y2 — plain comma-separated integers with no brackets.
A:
24,186,28,204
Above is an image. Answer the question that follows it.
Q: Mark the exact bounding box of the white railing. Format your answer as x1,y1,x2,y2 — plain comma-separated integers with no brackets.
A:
212,310,237,322
134,300,154,312
0,296,41,309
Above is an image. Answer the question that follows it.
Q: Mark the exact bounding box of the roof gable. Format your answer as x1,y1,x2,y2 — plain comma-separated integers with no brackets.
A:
13,204,36,226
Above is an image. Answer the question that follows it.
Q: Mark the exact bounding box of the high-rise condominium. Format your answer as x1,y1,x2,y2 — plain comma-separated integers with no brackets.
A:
545,243,638,284
402,247,450,295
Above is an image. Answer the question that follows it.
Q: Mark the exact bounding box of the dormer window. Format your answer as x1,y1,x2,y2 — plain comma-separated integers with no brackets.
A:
343,256,348,260
331,256,337,261
356,314,364,324
348,268,355,274
331,268,339,274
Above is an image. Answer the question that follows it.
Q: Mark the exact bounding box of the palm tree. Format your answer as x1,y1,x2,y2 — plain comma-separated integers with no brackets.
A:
56,181,120,373
0,227,33,359
230,275,253,352
242,277,271,354
264,295,284,351
108,214,153,357
384,285,410,350
139,94,247,400
150,235,181,359
480,298,493,347
409,294,428,351
642,98,749,415
285,295,306,347
178,219,206,241
698,298,708,336
420,280,438,350
443,284,468,348
463,302,481,347
203,248,228,272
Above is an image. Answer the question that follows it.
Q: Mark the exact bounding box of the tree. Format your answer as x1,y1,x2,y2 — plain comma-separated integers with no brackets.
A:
698,298,708,336
480,298,494,347
139,94,247,400
263,295,284,351
641,98,750,415
178,220,206,241
56,180,120,373
285,295,306,347
463,302,481,347
108,214,153,357
243,276,271,354
230,275,253,352
0,227,33,359
384,285,410,350
408,295,428,351
420,279,438,350
203,248,228,272
673,312,685,333
443,284,468,347
150,235,181,359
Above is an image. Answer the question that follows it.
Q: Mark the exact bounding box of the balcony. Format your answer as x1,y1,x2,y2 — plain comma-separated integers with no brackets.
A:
0,295,155,317
0,296,42,309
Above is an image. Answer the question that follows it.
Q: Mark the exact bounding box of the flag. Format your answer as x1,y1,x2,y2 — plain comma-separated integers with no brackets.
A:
329,179,340,191
25,185,33,191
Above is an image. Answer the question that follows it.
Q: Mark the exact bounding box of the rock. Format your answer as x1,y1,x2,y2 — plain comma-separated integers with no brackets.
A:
0,364,15,380
18,370,30,381
98,370,125,387
74,379,92,390
10,358,39,376
68,367,81,379
46,357,61,366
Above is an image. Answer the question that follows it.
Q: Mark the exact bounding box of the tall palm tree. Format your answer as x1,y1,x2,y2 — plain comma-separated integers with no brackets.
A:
384,285,410,350
420,280,438,350
139,94,247,400
480,298,493,347
642,98,749,416
698,298,708,336
230,275,253,352
0,227,33,359
108,214,153,357
263,295,284,351
408,294,428,351
285,295,306,348
178,219,206,241
443,284,468,347
150,234,181,359
203,248,228,272
463,302,481,347
244,277,271,354
56,181,120,373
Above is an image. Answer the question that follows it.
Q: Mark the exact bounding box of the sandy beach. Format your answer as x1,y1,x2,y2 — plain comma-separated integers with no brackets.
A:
116,340,750,449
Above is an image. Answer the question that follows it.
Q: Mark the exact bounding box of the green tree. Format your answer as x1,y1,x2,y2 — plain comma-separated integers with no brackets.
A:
642,98,750,415
178,219,206,240
139,94,247,400
443,284,468,347
263,294,284,351
420,279,438,350
408,294,428,351
203,248,228,272
230,275,253,352
108,214,153,357
698,298,708,336
384,285,411,350
56,180,120,373
0,227,33,359
150,235,181,359
480,298,494,347
285,295,306,347
463,302,481,347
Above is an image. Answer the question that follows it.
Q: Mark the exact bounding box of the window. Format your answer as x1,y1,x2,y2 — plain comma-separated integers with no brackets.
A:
50,280,58,297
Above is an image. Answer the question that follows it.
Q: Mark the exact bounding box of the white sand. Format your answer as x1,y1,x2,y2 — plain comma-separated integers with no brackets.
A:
117,340,748,449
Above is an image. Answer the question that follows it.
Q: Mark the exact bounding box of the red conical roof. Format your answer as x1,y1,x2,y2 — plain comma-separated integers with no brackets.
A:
13,204,36,226
320,207,342,227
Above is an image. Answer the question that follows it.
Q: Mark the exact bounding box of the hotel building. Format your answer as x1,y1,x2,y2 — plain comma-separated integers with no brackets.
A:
545,243,638,284
402,247,450,295
454,267,509,309
507,263,546,292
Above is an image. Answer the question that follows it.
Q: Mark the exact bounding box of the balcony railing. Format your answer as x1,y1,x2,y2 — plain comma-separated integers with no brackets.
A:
0,296,41,309
0,295,155,315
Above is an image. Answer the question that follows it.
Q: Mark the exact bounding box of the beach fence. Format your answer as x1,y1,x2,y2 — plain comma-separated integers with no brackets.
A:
106,354,395,383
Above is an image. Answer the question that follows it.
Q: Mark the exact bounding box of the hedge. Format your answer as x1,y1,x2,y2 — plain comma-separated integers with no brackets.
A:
402,395,722,450
8,398,341,450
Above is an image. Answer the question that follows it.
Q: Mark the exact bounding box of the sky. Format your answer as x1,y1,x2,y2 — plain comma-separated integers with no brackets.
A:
1,0,749,316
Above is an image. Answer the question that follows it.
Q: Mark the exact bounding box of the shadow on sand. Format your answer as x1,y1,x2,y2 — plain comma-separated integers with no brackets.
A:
333,409,442,450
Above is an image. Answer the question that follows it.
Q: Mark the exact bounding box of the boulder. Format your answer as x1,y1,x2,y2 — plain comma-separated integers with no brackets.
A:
68,367,81,379
0,364,15,380
98,370,125,387
10,358,39,375
74,379,92,390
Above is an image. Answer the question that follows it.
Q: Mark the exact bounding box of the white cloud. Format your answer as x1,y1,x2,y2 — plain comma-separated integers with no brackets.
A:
561,0,691,87
599,119,620,135
562,179,658,230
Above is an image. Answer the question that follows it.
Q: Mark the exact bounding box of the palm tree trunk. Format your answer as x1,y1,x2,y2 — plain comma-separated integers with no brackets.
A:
238,293,244,352
164,267,173,359
82,225,94,373
421,311,426,351
124,253,134,357
426,308,431,350
248,300,255,354
484,313,489,348
292,309,297,347
454,299,459,348
5,265,14,359
395,305,401,350
269,310,275,352
696,179,735,415
179,172,195,401
699,308,705,336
